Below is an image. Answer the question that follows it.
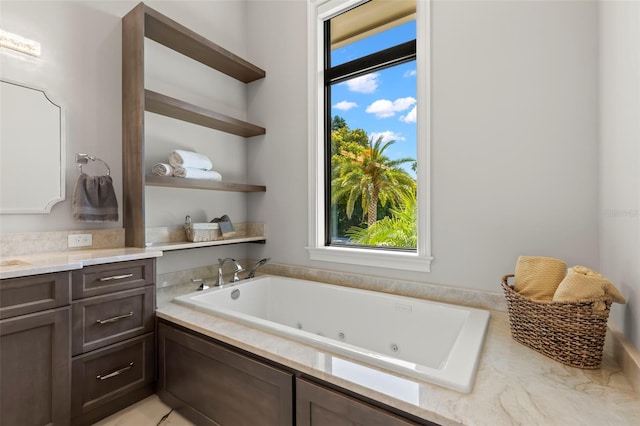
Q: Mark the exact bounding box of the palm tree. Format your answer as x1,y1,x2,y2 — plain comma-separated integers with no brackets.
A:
346,192,417,248
332,135,416,227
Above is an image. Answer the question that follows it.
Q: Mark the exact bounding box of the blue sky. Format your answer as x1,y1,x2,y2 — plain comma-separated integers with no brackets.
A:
331,21,417,174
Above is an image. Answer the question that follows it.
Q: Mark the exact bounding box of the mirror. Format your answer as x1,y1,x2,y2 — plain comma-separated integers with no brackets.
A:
1,79,65,213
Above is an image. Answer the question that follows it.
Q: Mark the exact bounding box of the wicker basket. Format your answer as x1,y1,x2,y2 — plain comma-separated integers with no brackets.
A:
501,274,612,369
185,222,221,242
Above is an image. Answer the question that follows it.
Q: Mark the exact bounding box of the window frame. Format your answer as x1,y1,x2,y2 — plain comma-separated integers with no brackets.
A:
307,0,433,272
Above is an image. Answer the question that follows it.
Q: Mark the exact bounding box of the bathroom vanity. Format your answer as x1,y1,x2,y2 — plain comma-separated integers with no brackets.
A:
0,271,71,425
0,249,161,426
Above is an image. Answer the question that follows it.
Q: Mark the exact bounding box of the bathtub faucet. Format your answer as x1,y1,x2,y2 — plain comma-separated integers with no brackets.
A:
217,258,244,286
246,257,270,279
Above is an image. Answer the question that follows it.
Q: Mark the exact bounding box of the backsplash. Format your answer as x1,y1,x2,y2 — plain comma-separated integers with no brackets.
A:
0,228,124,256
157,259,507,312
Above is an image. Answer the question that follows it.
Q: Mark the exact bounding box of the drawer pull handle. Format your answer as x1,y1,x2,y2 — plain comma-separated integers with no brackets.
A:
99,273,134,282
96,312,133,324
96,362,134,380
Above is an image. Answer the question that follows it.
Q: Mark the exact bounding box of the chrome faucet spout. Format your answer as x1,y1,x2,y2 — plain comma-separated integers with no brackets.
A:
247,257,270,279
217,257,244,286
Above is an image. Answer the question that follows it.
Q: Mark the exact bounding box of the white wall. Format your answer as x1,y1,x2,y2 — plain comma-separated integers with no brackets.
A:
0,0,253,273
599,0,640,349
248,0,600,291
3,0,634,349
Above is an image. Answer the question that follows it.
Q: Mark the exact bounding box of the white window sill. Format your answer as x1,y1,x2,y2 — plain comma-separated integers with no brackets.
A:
307,246,433,272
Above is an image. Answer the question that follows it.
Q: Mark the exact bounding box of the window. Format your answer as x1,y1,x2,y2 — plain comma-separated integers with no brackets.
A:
307,0,432,272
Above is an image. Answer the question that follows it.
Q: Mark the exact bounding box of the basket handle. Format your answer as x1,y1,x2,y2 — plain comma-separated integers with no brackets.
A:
502,274,514,286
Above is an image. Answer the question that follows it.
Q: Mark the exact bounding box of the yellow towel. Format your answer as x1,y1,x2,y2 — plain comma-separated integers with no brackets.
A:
514,256,567,301
553,266,626,309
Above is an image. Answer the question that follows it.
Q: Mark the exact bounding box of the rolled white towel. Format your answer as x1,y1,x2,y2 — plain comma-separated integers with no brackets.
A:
173,167,222,181
168,150,212,171
151,163,174,176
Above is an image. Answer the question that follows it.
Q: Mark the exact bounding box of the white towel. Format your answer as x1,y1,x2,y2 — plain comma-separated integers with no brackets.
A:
173,167,222,181
151,163,174,176
168,150,212,171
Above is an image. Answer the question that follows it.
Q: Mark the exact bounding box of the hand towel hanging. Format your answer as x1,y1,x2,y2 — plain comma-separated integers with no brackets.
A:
72,173,118,222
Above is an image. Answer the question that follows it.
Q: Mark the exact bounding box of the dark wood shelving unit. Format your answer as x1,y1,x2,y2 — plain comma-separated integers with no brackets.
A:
122,2,266,249
145,90,265,137
142,4,264,83
145,175,266,192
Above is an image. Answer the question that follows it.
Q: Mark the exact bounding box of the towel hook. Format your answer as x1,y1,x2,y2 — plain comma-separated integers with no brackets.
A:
76,153,111,176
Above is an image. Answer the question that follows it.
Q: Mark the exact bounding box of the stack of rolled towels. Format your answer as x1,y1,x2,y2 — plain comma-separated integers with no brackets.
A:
513,256,626,310
152,149,222,181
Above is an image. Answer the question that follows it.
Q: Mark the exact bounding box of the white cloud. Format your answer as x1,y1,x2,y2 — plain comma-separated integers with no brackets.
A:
345,73,379,94
369,130,406,143
400,105,417,123
365,97,416,118
403,69,417,78
333,100,358,111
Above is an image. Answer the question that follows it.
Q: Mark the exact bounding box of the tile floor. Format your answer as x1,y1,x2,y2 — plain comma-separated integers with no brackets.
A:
92,395,194,426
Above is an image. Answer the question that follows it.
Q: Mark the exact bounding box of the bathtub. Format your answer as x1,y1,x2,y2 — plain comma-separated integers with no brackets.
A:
173,275,490,393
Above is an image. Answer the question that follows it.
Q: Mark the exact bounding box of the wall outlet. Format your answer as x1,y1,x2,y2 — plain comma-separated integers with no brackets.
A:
68,233,92,248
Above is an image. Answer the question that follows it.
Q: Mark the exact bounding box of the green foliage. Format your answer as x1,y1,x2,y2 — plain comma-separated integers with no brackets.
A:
346,192,417,248
328,116,417,246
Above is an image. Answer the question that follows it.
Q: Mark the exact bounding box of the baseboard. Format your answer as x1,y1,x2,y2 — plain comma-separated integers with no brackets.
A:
609,322,640,394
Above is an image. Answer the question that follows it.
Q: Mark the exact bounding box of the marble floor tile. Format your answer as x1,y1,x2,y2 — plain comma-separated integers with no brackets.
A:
91,395,194,426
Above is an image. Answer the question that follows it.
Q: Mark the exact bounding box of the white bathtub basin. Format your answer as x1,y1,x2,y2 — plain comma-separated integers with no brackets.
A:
173,275,490,392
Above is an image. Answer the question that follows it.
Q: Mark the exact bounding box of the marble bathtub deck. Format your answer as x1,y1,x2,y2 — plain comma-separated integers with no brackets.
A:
156,302,640,426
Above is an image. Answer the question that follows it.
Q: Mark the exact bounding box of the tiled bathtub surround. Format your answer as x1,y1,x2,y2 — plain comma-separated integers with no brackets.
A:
156,260,505,311
156,263,219,307
156,303,640,426
0,228,124,256
260,261,507,312
159,260,640,395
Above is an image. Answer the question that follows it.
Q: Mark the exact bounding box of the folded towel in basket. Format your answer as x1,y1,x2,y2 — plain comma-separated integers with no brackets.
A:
168,150,213,171
72,173,118,222
151,163,174,176
173,167,222,181
514,256,567,301
553,266,626,309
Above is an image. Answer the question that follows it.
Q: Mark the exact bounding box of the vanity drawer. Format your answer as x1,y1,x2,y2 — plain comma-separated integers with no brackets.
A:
71,332,155,425
72,286,154,355
72,258,155,300
0,271,71,319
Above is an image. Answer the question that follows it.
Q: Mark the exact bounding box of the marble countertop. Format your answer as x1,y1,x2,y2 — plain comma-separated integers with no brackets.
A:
156,302,640,426
0,247,163,279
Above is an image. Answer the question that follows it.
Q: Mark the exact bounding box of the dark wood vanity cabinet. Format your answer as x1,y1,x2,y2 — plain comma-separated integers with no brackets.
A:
0,272,72,426
70,258,156,426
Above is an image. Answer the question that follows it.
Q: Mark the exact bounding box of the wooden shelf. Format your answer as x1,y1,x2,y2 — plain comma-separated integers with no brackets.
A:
145,90,265,137
145,175,266,192
146,236,266,252
143,4,265,83
122,2,266,249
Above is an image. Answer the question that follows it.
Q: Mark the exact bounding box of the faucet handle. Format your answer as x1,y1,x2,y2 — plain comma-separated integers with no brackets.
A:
192,278,209,291
231,263,245,282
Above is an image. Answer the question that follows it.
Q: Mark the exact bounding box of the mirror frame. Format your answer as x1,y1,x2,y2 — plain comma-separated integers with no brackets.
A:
0,79,66,214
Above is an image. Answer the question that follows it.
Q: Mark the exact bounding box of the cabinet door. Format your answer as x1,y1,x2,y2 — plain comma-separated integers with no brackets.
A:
296,378,424,426
0,307,70,426
157,322,293,426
